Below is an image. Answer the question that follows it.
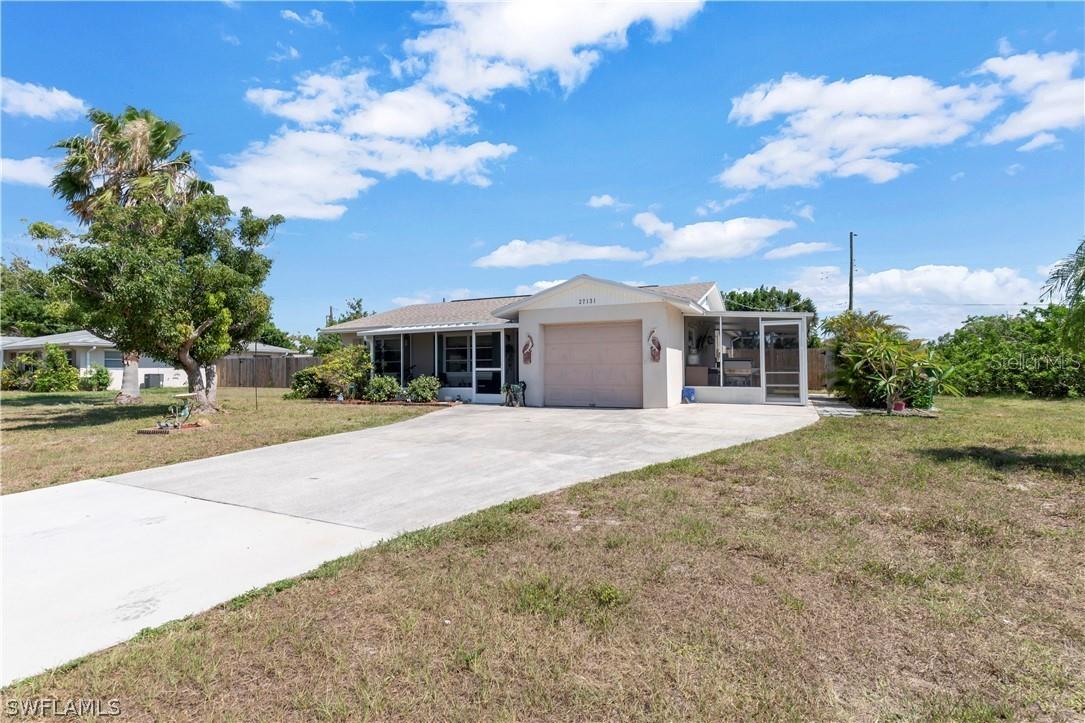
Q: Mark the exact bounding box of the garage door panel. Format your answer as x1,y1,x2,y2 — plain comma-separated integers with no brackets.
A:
543,322,643,408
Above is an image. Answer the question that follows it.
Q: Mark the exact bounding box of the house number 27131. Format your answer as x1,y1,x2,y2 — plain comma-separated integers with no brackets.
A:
577,297,596,305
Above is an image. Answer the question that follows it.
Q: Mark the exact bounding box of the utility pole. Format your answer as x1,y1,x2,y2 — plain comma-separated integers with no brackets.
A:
848,231,857,311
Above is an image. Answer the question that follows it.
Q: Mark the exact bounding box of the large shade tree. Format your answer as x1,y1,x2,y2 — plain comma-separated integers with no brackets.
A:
0,257,80,337
48,107,211,403
40,195,282,413
724,286,820,345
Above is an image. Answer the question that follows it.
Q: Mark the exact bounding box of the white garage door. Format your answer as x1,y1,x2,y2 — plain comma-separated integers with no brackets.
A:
543,322,643,408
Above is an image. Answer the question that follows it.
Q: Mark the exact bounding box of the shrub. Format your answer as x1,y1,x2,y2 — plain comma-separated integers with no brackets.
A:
405,375,441,402
1,353,39,391
285,366,331,399
934,305,1085,398
364,374,402,402
838,328,959,412
78,363,112,391
317,344,373,399
30,344,79,392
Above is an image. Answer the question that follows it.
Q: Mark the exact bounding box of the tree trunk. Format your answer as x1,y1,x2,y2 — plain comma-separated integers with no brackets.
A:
179,344,218,414
203,363,218,405
114,351,142,405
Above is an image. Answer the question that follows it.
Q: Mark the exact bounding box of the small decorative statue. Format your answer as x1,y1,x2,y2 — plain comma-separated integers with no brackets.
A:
648,328,661,363
521,334,534,365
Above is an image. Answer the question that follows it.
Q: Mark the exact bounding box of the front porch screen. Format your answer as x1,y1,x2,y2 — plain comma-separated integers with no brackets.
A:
683,317,762,388
438,334,472,388
373,336,401,378
474,331,501,395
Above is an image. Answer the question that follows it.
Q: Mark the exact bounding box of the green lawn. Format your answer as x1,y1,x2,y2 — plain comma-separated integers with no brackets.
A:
3,397,1083,720
0,387,432,495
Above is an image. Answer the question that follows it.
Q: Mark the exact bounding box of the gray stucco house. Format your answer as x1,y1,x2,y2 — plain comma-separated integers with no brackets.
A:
322,275,810,408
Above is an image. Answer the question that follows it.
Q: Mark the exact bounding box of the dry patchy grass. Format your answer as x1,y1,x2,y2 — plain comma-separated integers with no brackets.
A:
0,388,430,494
3,397,1083,720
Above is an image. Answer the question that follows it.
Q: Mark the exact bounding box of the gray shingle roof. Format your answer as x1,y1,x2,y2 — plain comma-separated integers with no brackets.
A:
324,296,527,333
648,282,716,304
3,330,114,350
324,279,719,334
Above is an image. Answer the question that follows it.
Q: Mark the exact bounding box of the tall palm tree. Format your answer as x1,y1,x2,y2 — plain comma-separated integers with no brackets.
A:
50,108,213,403
52,107,211,223
1043,239,1085,352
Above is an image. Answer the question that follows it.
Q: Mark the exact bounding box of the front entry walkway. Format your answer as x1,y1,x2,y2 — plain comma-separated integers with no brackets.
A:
2,402,817,685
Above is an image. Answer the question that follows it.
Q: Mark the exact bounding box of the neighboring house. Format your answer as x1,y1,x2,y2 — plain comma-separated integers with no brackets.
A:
225,342,306,358
1,330,187,390
322,275,811,408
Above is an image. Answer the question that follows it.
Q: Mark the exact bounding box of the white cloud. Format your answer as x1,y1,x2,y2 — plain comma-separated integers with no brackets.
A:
269,43,301,62
763,241,837,260
587,193,617,208
1,156,55,187
221,32,240,46
793,203,815,222
1005,162,1023,176
1016,131,1059,151
474,236,647,268
210,129,515,219
281,9,328,28
997,37,1015,57
514,279,566,295
950,171,966,181
720,72,1000,189
219,4,701,220
246,70,372,124
1,78,86,120
633,211,794,264
342,86,473,139
980,51,1084,145
791,263,1040,338
404,2,703,99
696,193,751,216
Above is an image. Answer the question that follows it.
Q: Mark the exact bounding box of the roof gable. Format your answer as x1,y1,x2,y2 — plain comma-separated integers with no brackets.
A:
494,275,713,318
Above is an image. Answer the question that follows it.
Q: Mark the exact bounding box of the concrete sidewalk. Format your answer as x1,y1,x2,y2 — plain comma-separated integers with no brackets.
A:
2,402,817,685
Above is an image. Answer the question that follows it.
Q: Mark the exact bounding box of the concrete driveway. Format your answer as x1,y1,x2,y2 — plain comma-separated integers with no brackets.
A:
1,402,817,685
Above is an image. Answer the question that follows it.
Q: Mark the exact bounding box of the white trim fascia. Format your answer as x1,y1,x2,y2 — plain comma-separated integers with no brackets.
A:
355,322,519,336
690,311,815,319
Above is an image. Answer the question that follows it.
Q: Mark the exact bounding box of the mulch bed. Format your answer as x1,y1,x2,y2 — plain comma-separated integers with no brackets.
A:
320,399,462,407
136,423,206,435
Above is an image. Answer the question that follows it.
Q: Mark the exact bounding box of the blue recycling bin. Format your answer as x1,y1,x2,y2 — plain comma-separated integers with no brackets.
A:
681,386,696,403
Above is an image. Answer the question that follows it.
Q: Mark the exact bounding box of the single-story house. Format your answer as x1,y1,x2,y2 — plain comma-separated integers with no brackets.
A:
322,275,811,408
225,341,305,358
1,330,187,390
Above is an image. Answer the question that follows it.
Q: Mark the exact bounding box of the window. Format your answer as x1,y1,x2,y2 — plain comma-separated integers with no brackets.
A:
104,351,124,369
373,336,401,377
474,332,500,368
437,334,471,388
443,335,470,373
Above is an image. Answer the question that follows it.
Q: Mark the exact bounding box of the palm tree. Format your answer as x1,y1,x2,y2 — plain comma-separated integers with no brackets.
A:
50,108,213,403
1043,239,1085,351
52,107,211,223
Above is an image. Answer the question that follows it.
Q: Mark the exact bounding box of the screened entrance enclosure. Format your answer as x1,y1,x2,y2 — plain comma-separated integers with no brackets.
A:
682,314,808,405
364,327,519,402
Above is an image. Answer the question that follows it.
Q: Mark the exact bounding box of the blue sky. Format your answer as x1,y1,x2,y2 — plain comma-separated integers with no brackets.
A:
2,2,1083,339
